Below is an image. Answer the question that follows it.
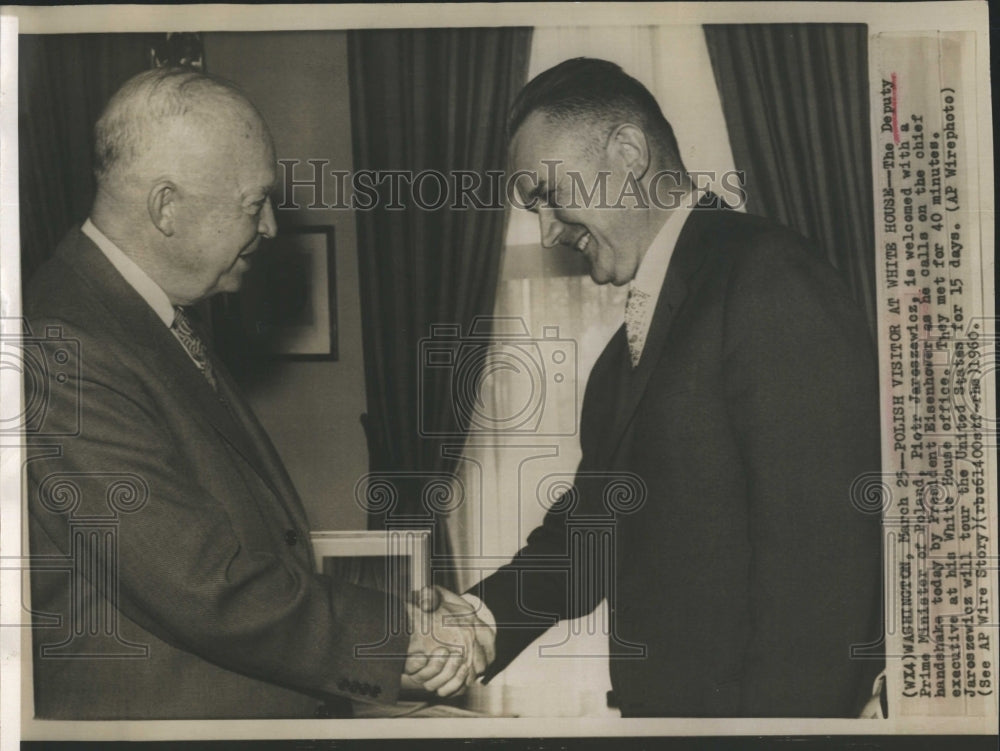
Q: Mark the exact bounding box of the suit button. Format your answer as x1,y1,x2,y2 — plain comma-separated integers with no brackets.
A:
284,529,299,546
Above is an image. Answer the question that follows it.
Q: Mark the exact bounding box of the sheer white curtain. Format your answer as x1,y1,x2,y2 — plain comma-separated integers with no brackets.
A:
451,25,739,717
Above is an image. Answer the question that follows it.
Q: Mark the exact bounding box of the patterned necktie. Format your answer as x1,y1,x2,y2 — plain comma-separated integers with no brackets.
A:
171,307,218,391
624,286,651,368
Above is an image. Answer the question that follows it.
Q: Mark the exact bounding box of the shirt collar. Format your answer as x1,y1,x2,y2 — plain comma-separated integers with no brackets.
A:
630,189,700,297
82,218,176,328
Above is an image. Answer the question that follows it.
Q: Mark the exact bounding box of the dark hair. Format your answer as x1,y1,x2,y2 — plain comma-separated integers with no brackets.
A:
507,58,683,168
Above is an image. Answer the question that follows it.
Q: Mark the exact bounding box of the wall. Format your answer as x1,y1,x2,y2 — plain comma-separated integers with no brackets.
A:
204,31,368,531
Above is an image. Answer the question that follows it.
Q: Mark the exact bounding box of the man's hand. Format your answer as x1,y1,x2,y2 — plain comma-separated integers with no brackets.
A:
439,586,496,668
403,586,495,697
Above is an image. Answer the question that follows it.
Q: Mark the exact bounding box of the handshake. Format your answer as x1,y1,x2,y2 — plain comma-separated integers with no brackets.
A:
402,585,496,697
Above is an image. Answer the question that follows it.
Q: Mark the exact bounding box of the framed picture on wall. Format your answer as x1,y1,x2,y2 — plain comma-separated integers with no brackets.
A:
235,225,338,360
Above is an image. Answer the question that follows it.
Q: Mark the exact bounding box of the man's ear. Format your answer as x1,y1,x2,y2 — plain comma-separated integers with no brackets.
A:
607,124,650,180
147,181,178,237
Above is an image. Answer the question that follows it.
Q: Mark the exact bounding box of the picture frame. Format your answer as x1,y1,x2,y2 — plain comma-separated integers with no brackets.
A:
309,529,431,597
235,224,338,360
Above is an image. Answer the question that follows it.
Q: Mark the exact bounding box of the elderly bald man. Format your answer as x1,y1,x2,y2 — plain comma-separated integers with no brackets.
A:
24,67,487,720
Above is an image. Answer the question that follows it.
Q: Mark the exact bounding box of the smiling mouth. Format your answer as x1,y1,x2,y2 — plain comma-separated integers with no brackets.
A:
574,233,592,253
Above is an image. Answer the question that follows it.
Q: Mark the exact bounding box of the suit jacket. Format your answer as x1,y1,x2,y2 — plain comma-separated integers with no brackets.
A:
473,203,883,717
24,228,408,719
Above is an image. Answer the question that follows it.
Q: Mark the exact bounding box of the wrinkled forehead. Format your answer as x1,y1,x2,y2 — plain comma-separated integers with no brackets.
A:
213,103,273,154
510,111,603,202
509,111,557,168
174,112,276,195
509,110,597,171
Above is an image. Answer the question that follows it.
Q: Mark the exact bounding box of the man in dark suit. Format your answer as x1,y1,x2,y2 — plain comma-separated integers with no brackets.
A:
24,66,486,719
461,58,883,717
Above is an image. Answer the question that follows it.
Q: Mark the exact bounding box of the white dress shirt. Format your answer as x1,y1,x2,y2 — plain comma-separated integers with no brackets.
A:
81,219,208,372
82,219,176,327
625,191,699,363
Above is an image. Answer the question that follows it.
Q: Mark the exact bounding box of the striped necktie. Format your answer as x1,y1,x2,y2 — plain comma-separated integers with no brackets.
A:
624,286,651,368
171,306,218,391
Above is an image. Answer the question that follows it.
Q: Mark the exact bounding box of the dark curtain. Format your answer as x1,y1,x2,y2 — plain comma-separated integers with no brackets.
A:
703,24,877,336
348,28,531,587
18,34,159,281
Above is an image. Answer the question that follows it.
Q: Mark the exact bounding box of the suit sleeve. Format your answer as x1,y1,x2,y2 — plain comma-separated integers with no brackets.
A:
468,493,585,681
721,236,882,716
468,337,623,680
27,318,409,704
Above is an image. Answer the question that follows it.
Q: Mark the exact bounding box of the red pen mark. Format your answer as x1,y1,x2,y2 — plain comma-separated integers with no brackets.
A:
891,72,900,144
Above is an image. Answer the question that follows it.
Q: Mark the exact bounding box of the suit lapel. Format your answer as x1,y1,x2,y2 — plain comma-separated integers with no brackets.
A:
210,359,311,533
60,229,297,510
600,198,726,463
590,325,630,464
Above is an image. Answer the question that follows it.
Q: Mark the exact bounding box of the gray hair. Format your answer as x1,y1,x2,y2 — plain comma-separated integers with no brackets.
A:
93,67,262,185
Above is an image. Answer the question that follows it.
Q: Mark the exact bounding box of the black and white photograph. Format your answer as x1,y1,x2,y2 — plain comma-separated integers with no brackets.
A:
0,2,995,747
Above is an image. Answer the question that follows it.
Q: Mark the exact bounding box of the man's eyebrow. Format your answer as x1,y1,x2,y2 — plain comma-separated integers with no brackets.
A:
243,181,278,202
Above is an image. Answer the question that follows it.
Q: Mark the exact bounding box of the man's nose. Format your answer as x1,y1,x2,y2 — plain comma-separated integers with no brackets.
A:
258,197,277,238
537,206,564,248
